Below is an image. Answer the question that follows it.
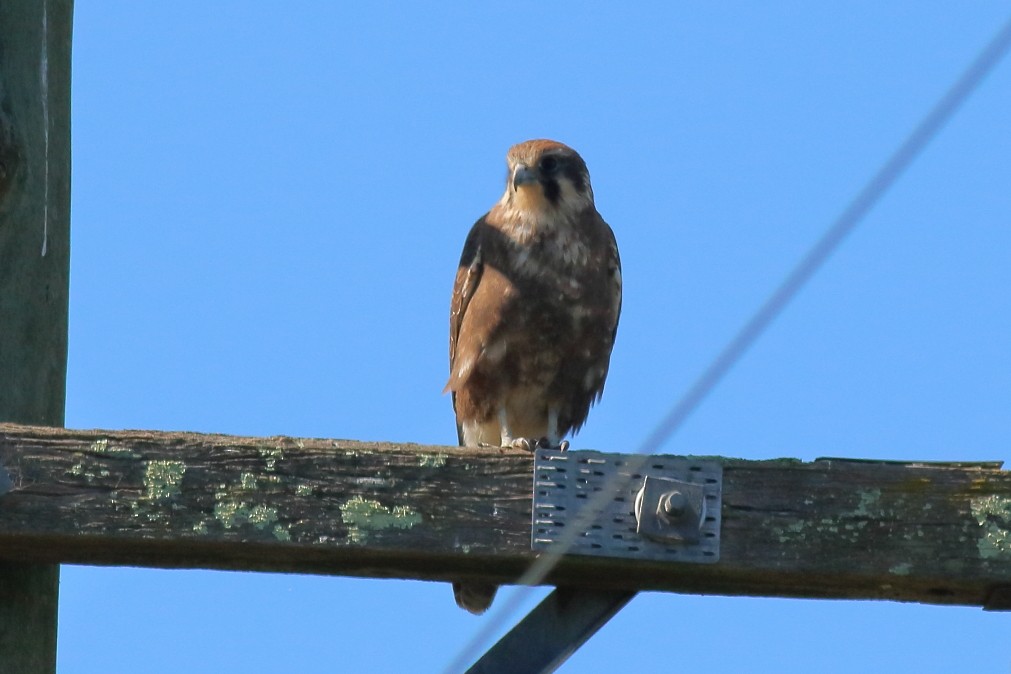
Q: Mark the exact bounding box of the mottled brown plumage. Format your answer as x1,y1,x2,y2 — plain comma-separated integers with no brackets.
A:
446,139,621,613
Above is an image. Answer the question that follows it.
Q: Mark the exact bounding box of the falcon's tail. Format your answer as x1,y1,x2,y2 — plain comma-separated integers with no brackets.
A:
453,581,497,615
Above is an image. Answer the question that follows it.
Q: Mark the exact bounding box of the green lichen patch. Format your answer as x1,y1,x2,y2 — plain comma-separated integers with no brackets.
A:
128,460,186,522
970,495,1011,560
67,461,110,484
142,460,186,501
773,521,807,544
853,489,882,518
209,492,289,541
247,504,279,529
340,496,422,544
89,438,141,459
257,445,284,471
238,472,281,490
772,491,883,544
419,453,447,468
889,562,912,576
213,495,250,529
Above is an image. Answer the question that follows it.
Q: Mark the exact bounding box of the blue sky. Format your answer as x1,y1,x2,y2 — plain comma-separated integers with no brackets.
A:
62,3,1011,672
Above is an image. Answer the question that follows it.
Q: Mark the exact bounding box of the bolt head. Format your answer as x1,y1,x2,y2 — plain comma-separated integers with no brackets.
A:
661,491,687,518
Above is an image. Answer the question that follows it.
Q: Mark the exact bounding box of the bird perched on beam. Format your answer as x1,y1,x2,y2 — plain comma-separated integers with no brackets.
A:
445,139,622,614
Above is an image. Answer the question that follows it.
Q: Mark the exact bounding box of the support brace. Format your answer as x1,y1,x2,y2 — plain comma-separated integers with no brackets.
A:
464,588,636,674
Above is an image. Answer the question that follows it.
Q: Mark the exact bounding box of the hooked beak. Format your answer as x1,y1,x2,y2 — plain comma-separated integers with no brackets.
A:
511,164,537,191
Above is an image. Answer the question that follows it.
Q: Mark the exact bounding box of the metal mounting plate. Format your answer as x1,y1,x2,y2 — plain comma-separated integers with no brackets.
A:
532,449,722,563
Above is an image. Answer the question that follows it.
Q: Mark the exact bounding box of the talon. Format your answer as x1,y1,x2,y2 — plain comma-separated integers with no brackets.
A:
537,437,569,451
511,437,534,451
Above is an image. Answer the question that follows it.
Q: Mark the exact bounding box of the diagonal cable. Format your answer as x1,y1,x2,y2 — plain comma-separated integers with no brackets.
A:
444,12,1011,673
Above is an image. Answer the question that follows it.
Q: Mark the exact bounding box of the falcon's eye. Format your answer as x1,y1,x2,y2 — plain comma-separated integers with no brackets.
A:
539,156,559,173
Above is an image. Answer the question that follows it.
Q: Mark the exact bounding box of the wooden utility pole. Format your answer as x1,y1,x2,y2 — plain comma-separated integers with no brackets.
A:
0,2,74,672
1,425,1010,611
0,5,1009,671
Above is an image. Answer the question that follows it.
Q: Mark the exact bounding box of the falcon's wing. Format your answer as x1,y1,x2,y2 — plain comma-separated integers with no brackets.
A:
552,214,622,436
447,218,485,393
605,223,622,350
595,221,622,401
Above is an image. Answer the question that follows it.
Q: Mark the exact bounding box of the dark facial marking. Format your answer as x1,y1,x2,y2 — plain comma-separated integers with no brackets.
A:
539,153,565,204
562,160,587,194
542,177,561,204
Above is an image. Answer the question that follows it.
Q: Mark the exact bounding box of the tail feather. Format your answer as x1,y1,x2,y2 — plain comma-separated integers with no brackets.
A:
453,581,497,615
452,402,497,613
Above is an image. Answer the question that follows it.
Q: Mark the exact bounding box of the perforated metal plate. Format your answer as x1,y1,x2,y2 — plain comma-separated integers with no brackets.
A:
532,449,722,563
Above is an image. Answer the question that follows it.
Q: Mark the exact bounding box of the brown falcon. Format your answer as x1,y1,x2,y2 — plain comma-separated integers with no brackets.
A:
445,139,622,614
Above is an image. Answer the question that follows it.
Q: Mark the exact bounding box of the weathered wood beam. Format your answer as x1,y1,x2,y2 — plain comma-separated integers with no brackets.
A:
0,0,73,428
0,2,74,672
1,424,1010,610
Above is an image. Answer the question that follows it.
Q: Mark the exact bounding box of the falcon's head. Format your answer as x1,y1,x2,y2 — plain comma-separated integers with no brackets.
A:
499,140,595,220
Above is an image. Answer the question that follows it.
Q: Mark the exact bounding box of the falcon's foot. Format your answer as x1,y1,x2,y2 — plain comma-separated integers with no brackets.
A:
509,437,535,452
508,438,569,452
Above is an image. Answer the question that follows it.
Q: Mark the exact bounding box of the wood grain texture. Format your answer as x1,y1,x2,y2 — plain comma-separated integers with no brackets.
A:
1,424,1010,609
0,0,72,427
0,2,73,671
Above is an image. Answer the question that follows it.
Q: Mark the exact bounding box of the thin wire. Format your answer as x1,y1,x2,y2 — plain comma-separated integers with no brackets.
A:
444,13,1011,673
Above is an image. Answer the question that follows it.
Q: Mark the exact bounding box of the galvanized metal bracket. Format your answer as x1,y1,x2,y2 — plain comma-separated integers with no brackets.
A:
532,448,722,563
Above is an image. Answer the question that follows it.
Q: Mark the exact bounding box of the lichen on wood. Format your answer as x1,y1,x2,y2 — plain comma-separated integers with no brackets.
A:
1,424,1011,610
